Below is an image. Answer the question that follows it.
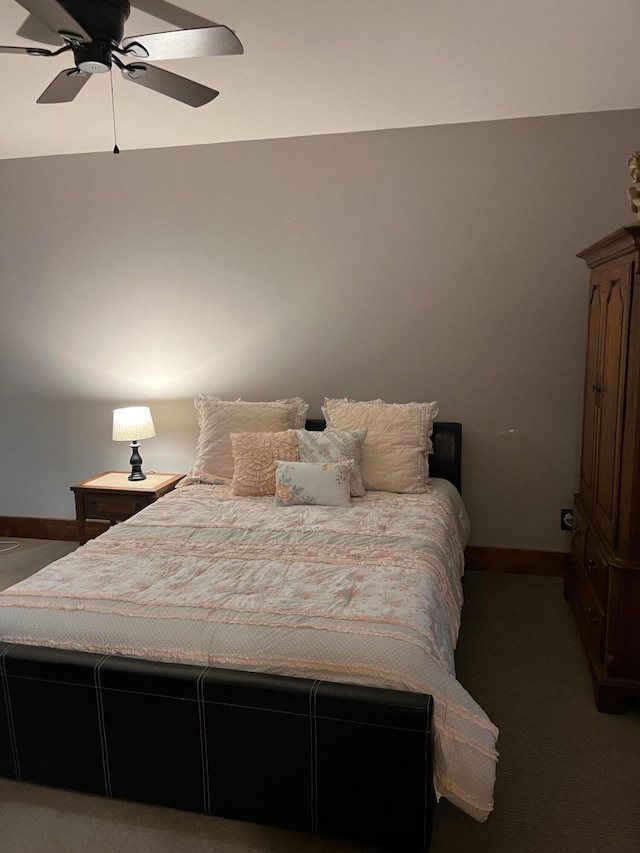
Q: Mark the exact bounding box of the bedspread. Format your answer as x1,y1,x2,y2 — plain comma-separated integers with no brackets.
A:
0,480,498,821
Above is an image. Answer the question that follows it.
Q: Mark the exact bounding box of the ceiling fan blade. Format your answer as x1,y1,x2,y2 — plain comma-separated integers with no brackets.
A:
36,68,90,103
122,62,219,107
0,44,53,54
17,12,64,45
15,0,90,42
130,0,214,31
122,25,243,60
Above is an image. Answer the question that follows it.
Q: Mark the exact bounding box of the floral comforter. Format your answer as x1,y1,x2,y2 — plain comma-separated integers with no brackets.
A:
0,480,498,821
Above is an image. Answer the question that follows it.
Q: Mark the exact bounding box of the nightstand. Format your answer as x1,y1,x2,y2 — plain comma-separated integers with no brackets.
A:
71,472,184,544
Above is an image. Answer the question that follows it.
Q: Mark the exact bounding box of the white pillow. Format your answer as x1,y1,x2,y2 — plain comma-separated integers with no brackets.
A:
274,460,353,508
186,395,308,484
296,428,367,496
321,398,438,493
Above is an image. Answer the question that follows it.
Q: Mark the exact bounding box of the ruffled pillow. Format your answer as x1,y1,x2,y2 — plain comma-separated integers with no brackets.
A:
274,460,353,508
321,398,438,493
186,395,308,484
296,428,367,496
230,430,299,496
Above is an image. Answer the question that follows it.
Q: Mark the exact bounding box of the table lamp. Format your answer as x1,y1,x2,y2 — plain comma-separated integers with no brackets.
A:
112,406,156,481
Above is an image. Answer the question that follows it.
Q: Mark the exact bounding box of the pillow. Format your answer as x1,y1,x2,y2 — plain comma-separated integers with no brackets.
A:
321,398,438,493
274,460,353,508
186,395,308,484
230,430,299,496
296,428,367,496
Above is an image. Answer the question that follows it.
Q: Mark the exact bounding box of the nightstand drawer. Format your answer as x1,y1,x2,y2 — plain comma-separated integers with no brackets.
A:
83,493,152,520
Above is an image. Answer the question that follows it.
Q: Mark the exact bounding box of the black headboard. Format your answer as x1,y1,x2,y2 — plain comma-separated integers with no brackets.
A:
304,420,462,494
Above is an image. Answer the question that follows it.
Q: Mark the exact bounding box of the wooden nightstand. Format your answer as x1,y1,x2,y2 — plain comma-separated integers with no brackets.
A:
71,472,184,544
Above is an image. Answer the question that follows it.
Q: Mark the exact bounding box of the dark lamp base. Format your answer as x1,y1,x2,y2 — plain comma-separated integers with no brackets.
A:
128,440,147,481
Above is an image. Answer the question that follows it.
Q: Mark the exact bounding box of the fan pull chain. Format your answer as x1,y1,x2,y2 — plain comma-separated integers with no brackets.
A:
110,68,120,154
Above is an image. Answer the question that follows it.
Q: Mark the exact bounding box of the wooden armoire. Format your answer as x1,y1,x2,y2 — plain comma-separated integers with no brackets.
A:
566,224,640,713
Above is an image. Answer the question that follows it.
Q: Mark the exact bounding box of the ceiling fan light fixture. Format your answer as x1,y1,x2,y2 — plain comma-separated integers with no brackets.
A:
75,40,112,73
78,60,109,73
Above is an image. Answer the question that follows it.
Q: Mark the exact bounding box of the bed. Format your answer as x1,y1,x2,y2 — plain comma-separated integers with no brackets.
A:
0,410,498,851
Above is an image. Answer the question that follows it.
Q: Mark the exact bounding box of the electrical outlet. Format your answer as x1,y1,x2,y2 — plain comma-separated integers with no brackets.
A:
560,508,573,531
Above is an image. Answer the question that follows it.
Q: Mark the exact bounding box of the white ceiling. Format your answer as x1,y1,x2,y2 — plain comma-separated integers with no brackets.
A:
1,0,640,161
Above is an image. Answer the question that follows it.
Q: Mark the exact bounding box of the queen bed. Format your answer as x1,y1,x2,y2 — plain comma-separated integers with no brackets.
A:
0,399,498,851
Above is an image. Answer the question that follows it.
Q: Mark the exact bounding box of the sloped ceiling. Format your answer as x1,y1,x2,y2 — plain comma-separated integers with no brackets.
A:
1,0,639,160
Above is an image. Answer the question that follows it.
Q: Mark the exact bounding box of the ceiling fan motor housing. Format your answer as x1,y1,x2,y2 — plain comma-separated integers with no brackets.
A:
59,0,131,72
58,0,130,41
74,40,113,73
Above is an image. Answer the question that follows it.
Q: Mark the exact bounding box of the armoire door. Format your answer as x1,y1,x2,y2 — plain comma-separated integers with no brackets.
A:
592,265,632,548
579,276,604,512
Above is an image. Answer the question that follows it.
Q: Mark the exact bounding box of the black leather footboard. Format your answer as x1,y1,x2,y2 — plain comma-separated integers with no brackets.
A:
0,642,435,851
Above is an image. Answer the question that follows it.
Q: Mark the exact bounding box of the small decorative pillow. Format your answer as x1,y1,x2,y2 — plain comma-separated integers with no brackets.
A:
230,430,299,496
296,428,367,496
321,398,438,494
274,460,353,508
186,395,308,484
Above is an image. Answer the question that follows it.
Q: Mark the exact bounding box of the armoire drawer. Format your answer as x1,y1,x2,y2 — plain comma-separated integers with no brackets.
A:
584,537,609,610
570,503,587,567
573,561,605,661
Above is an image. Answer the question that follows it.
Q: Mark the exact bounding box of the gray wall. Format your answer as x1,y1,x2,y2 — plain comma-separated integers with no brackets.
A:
1,109,638,550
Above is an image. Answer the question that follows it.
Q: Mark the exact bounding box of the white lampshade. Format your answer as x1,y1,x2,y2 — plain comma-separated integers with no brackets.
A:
112,407,156,442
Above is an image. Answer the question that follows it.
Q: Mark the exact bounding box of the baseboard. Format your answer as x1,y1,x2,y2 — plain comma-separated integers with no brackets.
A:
464,546,569,577
0,516,108,542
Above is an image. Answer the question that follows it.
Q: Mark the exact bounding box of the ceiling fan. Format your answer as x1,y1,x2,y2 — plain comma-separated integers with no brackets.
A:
0,0,243,107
